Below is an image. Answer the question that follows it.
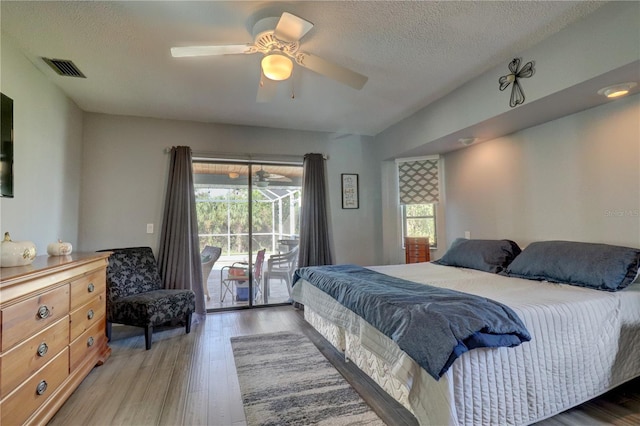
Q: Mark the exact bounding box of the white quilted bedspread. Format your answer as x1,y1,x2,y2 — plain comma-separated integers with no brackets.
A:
292,263,640,425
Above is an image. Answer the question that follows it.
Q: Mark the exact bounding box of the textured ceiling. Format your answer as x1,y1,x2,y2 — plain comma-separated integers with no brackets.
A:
1,1,605,136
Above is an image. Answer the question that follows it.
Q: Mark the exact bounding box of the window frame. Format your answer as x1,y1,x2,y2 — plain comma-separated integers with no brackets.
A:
401,203,437,249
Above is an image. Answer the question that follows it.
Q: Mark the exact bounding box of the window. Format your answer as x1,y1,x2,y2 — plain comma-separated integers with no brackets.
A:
396,155,440,249
402,203,436,247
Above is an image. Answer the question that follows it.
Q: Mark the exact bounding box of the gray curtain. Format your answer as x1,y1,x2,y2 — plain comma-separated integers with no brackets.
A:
298,153,333,267
158,146,205,315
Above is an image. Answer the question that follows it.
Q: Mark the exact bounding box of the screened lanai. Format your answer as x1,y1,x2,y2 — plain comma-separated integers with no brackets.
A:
193,161,303,310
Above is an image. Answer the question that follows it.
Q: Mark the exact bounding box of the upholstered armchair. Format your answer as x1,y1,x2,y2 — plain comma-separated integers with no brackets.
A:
99,247,196,350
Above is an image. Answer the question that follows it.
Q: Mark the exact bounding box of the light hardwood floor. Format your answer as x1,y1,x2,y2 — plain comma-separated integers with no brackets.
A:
49,306,640,426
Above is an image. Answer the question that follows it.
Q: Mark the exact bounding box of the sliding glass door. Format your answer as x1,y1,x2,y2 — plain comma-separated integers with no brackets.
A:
193,160,302,311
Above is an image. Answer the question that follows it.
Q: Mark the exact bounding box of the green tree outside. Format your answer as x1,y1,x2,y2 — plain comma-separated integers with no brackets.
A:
196,188,300,256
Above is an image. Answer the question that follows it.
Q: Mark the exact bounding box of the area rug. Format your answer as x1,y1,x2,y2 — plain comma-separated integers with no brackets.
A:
231,331,385,426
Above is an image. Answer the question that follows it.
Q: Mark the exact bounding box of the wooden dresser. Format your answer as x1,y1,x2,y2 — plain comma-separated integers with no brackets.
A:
405,237,431,264
0,252,111,425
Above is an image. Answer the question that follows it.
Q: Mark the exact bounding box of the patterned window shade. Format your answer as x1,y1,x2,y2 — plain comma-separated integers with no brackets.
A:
397,157,439,205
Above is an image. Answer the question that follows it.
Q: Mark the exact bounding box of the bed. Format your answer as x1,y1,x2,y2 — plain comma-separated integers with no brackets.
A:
291,239,640,425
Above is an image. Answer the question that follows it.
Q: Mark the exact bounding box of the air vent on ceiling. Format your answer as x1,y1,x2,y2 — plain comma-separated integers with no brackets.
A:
42,58,86,78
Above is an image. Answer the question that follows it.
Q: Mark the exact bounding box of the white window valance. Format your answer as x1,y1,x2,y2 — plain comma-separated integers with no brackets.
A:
395,155,439,205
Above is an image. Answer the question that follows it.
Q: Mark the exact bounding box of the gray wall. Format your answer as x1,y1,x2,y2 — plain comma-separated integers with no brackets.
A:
444,95,639,249
0,33,84,254
79,113,382,265
375,2,639,161
374,1,640,261
2,1,637,267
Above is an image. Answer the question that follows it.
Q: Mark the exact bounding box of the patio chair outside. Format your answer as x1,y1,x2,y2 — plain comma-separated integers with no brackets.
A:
201,246,222,301
219,249,266,303
263,245,299,300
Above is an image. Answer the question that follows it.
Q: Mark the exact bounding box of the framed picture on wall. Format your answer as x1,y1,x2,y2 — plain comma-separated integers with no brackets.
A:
1,93,14,198
341,173,359,209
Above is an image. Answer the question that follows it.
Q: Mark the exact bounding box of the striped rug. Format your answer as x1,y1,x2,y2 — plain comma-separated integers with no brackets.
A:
231,331,385,426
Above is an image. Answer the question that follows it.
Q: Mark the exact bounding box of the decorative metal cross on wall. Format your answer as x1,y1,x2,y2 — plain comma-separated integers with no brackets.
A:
499,58,535,108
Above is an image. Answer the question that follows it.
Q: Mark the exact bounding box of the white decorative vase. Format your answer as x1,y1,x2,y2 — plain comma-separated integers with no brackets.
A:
47,239,73,256
0,232,37,267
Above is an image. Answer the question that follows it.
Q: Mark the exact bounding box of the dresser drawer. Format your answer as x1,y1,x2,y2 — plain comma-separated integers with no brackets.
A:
406,245,428,255
69,293,106,341
0,318,69,399
405,237,429,246
70,317,107,372
0,347,69,426
70,270,106,311
1,284,70,351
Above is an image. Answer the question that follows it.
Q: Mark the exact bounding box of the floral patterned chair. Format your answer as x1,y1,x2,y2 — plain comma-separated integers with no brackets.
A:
98,246,196,350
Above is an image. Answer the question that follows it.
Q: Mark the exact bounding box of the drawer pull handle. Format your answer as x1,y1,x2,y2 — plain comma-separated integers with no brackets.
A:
37,305,50,320
36,380,48,395
87,309,95,320
87,336,95,347
87,283,95,293
37,342,49,357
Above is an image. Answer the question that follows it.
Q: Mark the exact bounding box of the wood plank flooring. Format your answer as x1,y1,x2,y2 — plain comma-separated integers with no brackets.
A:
48,306,640,426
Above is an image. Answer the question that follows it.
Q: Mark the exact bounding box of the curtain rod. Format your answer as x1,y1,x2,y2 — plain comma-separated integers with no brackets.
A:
165,148,327,163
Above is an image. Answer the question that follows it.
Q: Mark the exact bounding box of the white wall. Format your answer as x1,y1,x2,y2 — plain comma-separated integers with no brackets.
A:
444,94,639,249
79,113,381,265
0,33,84,254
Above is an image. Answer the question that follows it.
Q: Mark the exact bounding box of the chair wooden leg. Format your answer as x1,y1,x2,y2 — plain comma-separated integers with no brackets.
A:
106,321,112,341
185,312,192,334
144,325,153,350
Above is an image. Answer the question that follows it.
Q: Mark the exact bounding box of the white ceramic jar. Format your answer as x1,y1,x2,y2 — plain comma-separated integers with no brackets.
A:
47,239,73,256
0,232,37,267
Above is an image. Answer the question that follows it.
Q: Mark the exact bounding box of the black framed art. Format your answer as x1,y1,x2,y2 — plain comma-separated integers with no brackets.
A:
341,173,359,209
1,93,14,198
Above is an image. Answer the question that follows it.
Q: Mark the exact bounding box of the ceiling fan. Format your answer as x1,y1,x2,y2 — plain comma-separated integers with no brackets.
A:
254,167,291,187
171,12,368,102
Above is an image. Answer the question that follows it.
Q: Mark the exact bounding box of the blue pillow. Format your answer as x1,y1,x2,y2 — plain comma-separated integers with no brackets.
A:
506,240,640,291
433,238,521,273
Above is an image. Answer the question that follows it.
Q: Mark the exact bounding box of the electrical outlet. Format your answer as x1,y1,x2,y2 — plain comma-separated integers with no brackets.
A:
464,231,471,239
146,223,154,234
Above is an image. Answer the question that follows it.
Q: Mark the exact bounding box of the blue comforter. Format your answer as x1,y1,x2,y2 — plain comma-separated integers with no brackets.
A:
293,264,531,380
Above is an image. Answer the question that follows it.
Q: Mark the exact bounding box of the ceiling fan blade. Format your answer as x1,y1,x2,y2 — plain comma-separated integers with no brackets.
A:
256,71,278,103
296,52,368,90
171,44,252,57
274,12,314,42
269,176,292,182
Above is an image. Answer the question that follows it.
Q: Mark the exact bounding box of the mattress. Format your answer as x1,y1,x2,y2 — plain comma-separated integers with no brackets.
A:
292,262,640,425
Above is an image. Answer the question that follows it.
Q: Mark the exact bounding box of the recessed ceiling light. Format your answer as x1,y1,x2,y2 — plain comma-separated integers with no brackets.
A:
597,82,637,98
458,137,477,146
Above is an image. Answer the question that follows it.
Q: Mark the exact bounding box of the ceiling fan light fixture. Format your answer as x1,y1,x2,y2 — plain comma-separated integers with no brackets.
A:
261,52,293,81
